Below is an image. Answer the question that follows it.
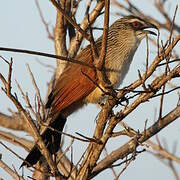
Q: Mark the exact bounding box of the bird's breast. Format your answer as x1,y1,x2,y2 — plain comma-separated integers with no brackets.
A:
84,84,105,104
85,36,140,104
106,43,139,88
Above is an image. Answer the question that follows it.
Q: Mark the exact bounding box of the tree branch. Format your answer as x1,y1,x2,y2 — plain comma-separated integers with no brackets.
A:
0,159,24,180
91,104,180,178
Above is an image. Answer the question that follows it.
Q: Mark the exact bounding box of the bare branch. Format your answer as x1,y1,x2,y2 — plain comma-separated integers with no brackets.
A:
0,112,29,132
26,64,45,120
35,0,54,40
50,0,90,42
0,130,33,151
91,104,180,178
0,159,24,180
147,140,180,164
54,0,69,78
96,0,112,87
0,60,60,178
0,47,95,69
68,1,105,57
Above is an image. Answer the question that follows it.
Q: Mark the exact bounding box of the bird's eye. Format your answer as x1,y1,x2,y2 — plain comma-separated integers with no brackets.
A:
132,21,140,28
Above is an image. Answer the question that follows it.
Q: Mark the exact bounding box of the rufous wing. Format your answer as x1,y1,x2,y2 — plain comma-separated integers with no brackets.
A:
46,47,97,115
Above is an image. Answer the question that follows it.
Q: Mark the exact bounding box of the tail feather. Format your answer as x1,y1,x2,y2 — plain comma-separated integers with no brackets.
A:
20,113,66,168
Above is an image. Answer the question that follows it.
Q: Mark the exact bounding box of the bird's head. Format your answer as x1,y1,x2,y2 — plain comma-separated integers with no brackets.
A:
110,15,158,44
120,15,158,40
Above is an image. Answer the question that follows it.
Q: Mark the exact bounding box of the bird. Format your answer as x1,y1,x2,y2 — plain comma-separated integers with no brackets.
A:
21,15,157,167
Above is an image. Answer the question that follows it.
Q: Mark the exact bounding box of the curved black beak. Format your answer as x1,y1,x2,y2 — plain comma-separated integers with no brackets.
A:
144,30,157,36
142,21,158,36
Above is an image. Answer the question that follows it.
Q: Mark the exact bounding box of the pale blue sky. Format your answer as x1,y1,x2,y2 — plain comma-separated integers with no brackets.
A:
0,0,180,179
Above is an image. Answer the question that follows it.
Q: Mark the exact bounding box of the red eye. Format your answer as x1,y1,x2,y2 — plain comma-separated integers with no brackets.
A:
133,21,139,28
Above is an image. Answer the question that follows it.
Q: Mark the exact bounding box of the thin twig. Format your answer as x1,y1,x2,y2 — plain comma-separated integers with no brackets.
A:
0,159,24,180
15,80,38,123
35,0,54,40
50,0,90,41
0,47,95,69
0,60,60,178
0,130,33,151
96,0,111,87
26,64,45,120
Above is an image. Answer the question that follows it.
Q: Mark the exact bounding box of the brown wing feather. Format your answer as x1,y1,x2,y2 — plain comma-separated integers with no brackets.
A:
47,46,97,115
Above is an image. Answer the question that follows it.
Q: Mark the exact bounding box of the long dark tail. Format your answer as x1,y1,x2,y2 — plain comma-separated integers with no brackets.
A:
20,113,66,168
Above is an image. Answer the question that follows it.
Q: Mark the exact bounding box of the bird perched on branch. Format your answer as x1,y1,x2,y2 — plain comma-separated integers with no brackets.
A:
21,15,157,167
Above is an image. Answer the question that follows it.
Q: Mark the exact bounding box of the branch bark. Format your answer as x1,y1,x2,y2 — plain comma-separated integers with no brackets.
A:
0,159,24,180
91,104,180,178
